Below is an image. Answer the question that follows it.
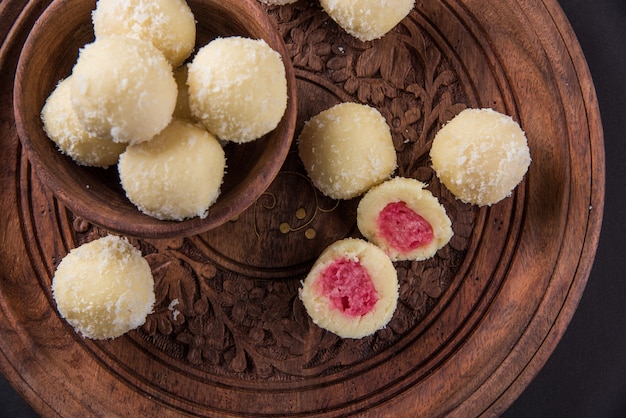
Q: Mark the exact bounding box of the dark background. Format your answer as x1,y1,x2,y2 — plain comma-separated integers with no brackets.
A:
2,0,625,416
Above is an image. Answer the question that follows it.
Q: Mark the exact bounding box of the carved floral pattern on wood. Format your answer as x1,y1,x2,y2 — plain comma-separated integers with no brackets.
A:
28,2,478,381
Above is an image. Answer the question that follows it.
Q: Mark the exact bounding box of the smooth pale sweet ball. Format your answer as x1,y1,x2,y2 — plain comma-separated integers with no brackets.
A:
430,108,531,206
320,0,415,41
41,76,127,167
92,0,196,68
298,102,397,200
52,235,155,340
118,119,226,221
357,177,453,261
299,238,399,339
187,36,288,143
70,36,177,145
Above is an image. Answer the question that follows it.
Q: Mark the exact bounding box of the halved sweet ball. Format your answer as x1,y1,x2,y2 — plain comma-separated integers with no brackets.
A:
357,177,453,261
430,108,531,206
187,36,288,143
70,36,177,145
41,76,127,167
299,238,399,339
320,0,415,41
52,235,155,340
92,0,196,68
298,102,397,200
118,119,226,221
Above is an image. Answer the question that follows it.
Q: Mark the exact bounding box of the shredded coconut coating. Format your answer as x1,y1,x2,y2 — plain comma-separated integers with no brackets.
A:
118,119,226,221
52,235,155,340
430,108,532,206
70,36,177,145
320,0,415,41
357,177,453,261
92,0,196,68
298,102,397,200
41,76,127,167
299,238,399,339
187,36,288,143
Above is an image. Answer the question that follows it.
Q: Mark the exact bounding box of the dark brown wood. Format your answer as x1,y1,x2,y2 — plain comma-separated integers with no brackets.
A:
12,0,298,239
0,0,604,417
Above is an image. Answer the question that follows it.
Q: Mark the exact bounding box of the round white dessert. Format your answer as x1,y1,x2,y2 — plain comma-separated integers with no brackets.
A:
430,108,531,206
52,235,155,340
187,36,288,143
70,36,177,145
92,0,196,67
299,238,399,339
320,0,415,41
41,76,127,167
298,102,397,200
118,119,226,221
357,177,453,261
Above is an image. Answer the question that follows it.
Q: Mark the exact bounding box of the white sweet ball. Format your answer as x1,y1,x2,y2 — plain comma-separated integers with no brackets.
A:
118,119,226,221
70,36,177,145
299,238,399,339
187,36,288,143
92,0,196,68
430,108,532,206
41,76,127,167
320,0,415,41
298,102,397,200
52,235,155,340
357,177,453,261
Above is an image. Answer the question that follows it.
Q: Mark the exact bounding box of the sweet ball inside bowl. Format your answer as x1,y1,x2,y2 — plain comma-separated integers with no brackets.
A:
13,0,297,239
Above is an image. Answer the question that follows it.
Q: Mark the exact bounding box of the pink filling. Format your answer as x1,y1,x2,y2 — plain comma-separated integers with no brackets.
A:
377,201,434,253
316,258,379,317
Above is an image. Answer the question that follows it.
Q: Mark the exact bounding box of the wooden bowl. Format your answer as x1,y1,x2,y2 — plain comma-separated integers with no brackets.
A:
13,0,297,239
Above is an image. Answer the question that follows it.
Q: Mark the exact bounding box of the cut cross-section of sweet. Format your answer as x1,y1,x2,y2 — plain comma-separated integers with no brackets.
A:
357,177,453,261
299,238,399,339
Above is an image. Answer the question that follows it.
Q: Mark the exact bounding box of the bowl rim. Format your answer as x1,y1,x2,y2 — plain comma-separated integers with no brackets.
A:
13,0,298,239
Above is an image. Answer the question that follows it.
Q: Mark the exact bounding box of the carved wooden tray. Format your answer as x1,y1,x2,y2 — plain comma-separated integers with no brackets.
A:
0,0,604,416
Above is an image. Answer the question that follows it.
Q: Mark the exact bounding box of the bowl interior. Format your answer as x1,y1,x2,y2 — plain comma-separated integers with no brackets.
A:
13,0,297,239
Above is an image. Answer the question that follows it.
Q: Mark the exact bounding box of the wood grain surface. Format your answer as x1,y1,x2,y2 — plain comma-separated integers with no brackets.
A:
0,0,604,416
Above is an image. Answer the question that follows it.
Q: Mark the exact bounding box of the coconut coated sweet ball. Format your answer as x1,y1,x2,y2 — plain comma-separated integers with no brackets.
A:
41,77,127,167
430,108,531,206
70,36,177,145
118,119,226,221
298,102,397,200
320,0,415,41
92,0,196,68
357,177,453,261
187,36,288,143
299,238,399,339
52,235,155,340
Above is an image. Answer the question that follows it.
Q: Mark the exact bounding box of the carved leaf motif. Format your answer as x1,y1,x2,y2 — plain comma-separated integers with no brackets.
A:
421,267,444,299
146,253,197,317
383,42,412,89
268,318,306,357
303,337,342,369
230,348,247,373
